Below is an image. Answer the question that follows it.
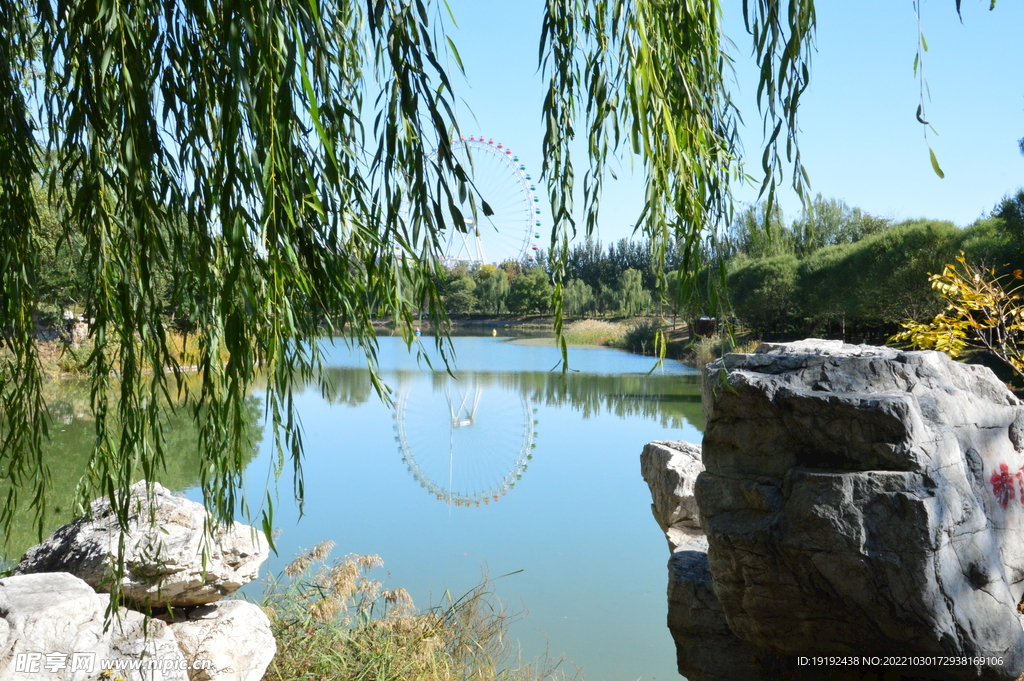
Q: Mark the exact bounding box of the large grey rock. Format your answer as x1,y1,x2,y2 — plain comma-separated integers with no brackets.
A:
667,550,794,681
168,600,276,681
640,440,705,552
0,572,187,681
16,482,268,607
697,339,1024,680
641,440,790,681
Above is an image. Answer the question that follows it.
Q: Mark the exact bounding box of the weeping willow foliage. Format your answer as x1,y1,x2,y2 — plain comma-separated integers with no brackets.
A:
0,0,469,606
0,0,816,605
540,0,815,348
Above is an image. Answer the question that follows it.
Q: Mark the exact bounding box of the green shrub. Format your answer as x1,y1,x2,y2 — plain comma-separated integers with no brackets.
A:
614,319,661,355
794,220,960,338
727,253,799,336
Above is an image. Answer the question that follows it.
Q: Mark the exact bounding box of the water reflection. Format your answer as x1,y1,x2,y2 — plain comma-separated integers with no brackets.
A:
392,373,536,507
3,358,701,558
318,367,703,427
0,380,263,562
318,366,702,507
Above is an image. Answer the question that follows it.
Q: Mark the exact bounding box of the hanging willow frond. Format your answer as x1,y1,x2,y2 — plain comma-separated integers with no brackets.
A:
0,0,820,611
541,0,816,357
0,0,464,610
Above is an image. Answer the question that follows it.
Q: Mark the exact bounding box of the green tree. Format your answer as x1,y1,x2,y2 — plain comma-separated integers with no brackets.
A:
994,188,1024,241
507,267,553,315
445,277,477,315
1,0,472,583
473,264,509,315
720,202,790,259
728,253,799,336
616,268,650,317
793,220,959,340
31,183,90,316
0,0,821,578
562,278,595,317
442,263,477,314
789,194,891,256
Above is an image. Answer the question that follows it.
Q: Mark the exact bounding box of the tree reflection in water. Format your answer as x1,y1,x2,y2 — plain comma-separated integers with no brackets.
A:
319,367,702,507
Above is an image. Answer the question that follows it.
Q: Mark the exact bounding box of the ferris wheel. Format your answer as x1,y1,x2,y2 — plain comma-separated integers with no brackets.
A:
392,375,537,507
426,137,543,266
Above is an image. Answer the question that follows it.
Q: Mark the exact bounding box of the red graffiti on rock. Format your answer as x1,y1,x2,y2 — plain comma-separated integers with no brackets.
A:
991,463,1018,510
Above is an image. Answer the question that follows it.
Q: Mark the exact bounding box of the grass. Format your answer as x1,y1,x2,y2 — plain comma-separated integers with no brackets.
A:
8,330,216,380
260,542,580,681
560,320,628,347
687,333,762,370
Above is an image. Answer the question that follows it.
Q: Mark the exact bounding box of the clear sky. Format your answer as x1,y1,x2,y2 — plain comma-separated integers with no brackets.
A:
437,0,1024,245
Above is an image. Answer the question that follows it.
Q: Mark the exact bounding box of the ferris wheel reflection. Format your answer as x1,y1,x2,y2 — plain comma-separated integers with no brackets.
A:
392,373,537,507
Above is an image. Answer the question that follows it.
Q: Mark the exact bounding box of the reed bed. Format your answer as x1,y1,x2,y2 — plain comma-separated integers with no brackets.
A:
560,320,628,347
260,541,579,681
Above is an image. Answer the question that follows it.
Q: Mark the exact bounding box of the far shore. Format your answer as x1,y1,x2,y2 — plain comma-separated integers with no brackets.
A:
21,315,705,380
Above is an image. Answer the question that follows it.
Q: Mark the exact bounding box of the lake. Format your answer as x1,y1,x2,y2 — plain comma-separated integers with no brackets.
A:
3,334,705,681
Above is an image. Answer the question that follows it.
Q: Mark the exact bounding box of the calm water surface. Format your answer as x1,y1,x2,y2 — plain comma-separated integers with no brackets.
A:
5,335,704,681
228,335,704,681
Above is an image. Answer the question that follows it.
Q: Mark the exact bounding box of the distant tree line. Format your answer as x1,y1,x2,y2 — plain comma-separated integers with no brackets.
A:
30,186,1024,343
682,192,1024,342
436,241,659,318
431,190,1024,346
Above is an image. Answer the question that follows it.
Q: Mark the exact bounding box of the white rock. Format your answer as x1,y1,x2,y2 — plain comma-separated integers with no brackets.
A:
105,609,189,681
0,572,188,681
0,573,108,680
168,601,276,681
15,482,268,607
640,440,705,553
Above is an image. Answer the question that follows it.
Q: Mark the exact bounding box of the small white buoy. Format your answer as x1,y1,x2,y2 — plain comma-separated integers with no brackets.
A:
492,329,497,337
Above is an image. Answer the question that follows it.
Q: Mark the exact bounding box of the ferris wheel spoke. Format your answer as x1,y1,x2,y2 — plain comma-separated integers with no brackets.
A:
422,137,541,266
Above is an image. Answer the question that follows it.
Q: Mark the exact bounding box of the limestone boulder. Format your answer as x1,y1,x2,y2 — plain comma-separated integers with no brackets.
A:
640,440,705,552
16,481,268,607
0,572,187,681
106,609,189,681
697,340,1024,680
168,600,276,681
0,572,108,680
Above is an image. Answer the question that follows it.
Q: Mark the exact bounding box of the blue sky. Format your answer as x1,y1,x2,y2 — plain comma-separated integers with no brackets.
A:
437,0,1024,245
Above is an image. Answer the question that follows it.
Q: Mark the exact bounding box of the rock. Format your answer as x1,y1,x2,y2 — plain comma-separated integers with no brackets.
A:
107,609,189,681
0,572,109,680
67,320,88,346
640,440,705,553
0,572,188,681
16,481,268,607
667,550,792,681
642,440,789,680
168,600,276,681
696,340,1024,680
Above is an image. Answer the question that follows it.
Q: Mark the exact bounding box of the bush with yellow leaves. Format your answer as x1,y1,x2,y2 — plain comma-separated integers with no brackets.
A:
891,254,1024,379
